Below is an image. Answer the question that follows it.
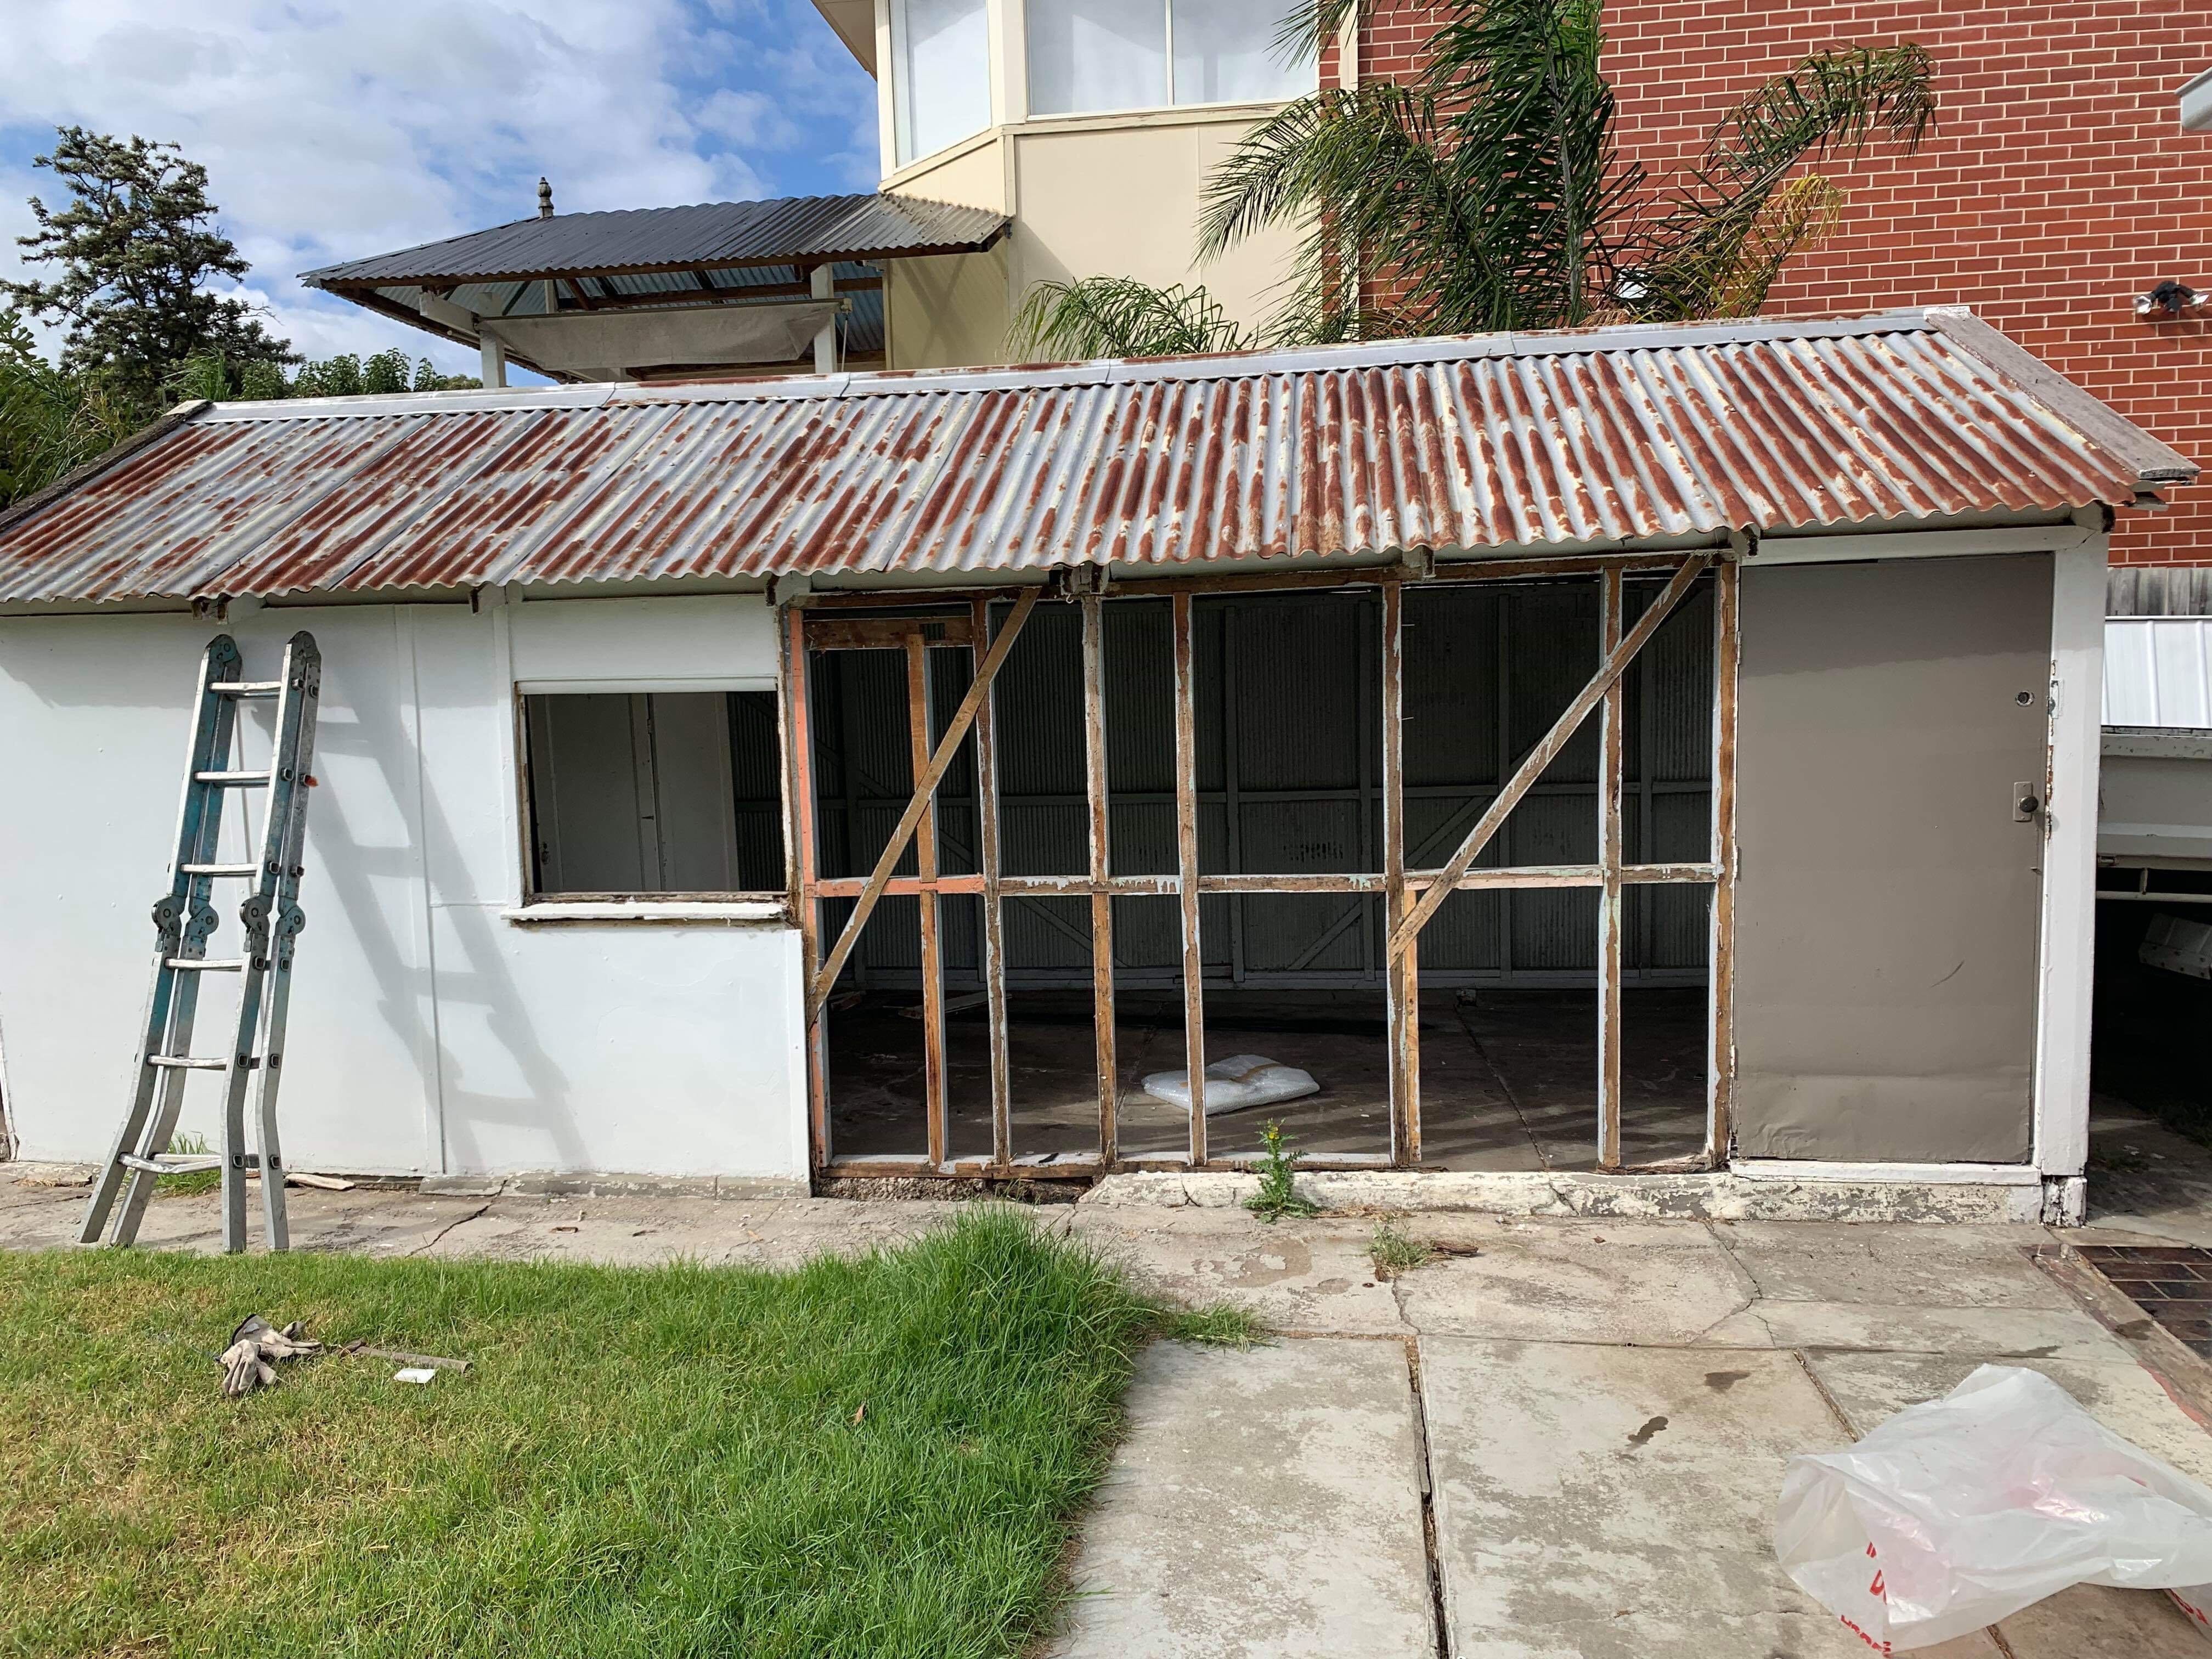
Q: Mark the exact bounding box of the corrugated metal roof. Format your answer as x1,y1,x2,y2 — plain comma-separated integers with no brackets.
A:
300,194,1008,287
0,309,2194,606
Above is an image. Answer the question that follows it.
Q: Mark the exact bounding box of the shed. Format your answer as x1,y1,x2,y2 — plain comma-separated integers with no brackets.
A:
0,307,2193,1222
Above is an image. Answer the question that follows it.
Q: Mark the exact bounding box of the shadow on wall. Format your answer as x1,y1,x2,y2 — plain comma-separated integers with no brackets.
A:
0,611,588,1176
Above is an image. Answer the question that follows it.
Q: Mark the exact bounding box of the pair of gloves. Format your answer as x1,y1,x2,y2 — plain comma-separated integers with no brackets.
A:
217,1313,321,1396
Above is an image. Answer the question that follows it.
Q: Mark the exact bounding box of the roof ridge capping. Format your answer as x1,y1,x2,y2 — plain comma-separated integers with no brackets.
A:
1920,306,2197,486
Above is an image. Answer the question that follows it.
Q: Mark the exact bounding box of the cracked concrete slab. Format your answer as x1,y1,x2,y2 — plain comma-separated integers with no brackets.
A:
1391,1222,1757,1345
1746,1300,2126,1361
1717,1238,2075,1310
1067,1210,1408,1335
1043,1337,1432,1659
1419,1337,1995,1657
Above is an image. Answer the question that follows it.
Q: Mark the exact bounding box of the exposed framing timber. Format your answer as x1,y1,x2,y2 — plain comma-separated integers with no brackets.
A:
905,633,949,1167
1705,558,1740,1166
792,554,1736,1182
1082,594,1119,1162
1380,579,1418,1165
796,548,1707,612
804,862,1723,900
783,604,832,1166
973,598,1012,1170
1387,551,1714,960
806,585,1038,1014
1596,566,1626,1172
1172,591,1207,1162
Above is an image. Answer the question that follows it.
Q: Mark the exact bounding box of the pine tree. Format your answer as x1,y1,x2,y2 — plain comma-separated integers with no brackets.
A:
1,127,293,404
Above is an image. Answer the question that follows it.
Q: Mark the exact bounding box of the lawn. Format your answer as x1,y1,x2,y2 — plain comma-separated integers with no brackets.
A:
0,1209,1244,1658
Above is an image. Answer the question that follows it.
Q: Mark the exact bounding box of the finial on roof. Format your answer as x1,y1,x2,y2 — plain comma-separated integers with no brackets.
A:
538,177,554,219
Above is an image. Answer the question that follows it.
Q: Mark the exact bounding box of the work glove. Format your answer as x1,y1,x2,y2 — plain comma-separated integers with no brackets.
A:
218,1314,321,1397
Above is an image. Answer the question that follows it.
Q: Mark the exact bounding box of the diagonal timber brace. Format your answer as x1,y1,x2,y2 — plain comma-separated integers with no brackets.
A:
1386,550,1714,961
808,585,1040,1015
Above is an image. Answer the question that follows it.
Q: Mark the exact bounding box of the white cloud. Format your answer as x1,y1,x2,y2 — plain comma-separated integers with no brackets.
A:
0,0,879,375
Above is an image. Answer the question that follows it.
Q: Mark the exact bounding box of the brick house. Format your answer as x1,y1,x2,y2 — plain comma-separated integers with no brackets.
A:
1354,1,2212,569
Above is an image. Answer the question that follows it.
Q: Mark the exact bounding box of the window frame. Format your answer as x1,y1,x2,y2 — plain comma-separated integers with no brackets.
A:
512,675,789,909
1021,0,1318,124
888,0,997,167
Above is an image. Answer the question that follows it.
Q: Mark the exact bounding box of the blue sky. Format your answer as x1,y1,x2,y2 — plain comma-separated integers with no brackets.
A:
0,0,879,376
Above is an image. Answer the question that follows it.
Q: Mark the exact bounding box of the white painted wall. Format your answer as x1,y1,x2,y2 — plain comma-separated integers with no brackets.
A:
0,593,806,1181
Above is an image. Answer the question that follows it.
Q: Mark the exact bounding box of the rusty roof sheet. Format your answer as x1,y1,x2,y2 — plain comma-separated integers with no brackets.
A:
300,193,1009,287
0,309,2193,606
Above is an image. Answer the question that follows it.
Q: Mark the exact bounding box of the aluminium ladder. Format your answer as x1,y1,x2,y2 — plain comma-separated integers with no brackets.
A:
79,631,323,1254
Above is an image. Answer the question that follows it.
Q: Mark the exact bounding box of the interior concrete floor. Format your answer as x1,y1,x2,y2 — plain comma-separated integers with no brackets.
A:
824,984,1711,1170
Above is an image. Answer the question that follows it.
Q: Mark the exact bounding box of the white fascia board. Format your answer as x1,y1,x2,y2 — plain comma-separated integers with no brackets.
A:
1748,522,2095,567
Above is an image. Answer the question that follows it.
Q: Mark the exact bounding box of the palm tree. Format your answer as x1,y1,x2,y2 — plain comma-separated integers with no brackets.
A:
1013,0,1932,357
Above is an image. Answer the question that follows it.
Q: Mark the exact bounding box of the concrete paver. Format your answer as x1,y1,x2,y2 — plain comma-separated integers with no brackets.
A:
1044,1336,1433,1659
1390,1219,1756,1345
1419,1338,1999,1657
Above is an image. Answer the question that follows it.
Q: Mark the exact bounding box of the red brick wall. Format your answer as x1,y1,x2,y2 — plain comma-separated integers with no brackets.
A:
1355,1,2212,564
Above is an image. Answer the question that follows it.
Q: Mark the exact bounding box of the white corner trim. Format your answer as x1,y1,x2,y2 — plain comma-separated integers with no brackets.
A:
2034,537,2106,1178
1730,1159,2039,1186
501,900,791,925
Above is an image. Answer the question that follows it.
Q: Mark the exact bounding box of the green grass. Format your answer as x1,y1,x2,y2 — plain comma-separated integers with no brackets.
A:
153,1131,222,1197
0,1210,1251,1658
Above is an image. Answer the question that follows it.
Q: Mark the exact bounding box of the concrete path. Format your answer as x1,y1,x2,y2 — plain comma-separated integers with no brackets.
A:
9,1163,2212,1655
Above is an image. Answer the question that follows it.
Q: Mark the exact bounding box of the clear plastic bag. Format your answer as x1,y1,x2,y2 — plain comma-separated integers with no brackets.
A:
1776,1364,2212,1651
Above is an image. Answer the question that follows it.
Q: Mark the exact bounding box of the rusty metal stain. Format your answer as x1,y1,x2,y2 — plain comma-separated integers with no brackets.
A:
0,311,2185,606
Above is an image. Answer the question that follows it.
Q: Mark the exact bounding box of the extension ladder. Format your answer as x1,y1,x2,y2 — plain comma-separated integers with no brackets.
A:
79,631,322,1254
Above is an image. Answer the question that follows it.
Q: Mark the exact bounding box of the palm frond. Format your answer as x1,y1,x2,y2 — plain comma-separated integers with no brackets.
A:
1010,277,1257,360
1624,41,1932,320
1707,44,1935,177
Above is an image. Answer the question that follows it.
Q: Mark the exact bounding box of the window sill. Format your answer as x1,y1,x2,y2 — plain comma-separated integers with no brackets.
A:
501,900,791,927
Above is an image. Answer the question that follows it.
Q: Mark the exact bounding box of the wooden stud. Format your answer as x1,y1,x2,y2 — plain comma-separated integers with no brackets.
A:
809,586,1039,1011
1388,551,1713,960
906,634,947,1169
784,604,833,1170
1082,595,1119,1163
1172,591,1207,1161
1596,567,1626,1173
1706,557,1740,1169
1380,579,1418,1166
972,598,1011,1171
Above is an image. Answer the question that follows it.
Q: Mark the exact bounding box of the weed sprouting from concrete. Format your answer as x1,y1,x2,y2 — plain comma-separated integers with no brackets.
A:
1244,1121,1321,1223
1368,1221,1435,1280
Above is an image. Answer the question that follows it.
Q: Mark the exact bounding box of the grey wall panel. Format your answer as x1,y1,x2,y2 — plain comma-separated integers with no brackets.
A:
1734,554,2051,1163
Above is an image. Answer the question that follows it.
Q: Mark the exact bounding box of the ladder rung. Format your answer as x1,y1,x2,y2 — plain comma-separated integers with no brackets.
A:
120,1153,225,1175
210,680,283,697
179,863,260,877
165,957,245,971
146,1054,256,1071
194,770,271,785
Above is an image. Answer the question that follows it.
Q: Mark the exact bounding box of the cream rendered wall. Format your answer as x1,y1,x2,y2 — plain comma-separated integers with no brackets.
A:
883,112,1305,370
0,594,807,1183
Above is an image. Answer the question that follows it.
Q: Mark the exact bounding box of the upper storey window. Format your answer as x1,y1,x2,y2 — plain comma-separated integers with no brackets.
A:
1028,0,1312,117
891,0,992,165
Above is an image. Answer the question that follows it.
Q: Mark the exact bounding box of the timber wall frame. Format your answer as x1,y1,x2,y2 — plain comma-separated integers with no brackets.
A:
780,547,1740,1180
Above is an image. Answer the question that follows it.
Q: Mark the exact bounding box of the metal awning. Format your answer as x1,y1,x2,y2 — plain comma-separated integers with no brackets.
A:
0,308,2194,607
300,193,1009,376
